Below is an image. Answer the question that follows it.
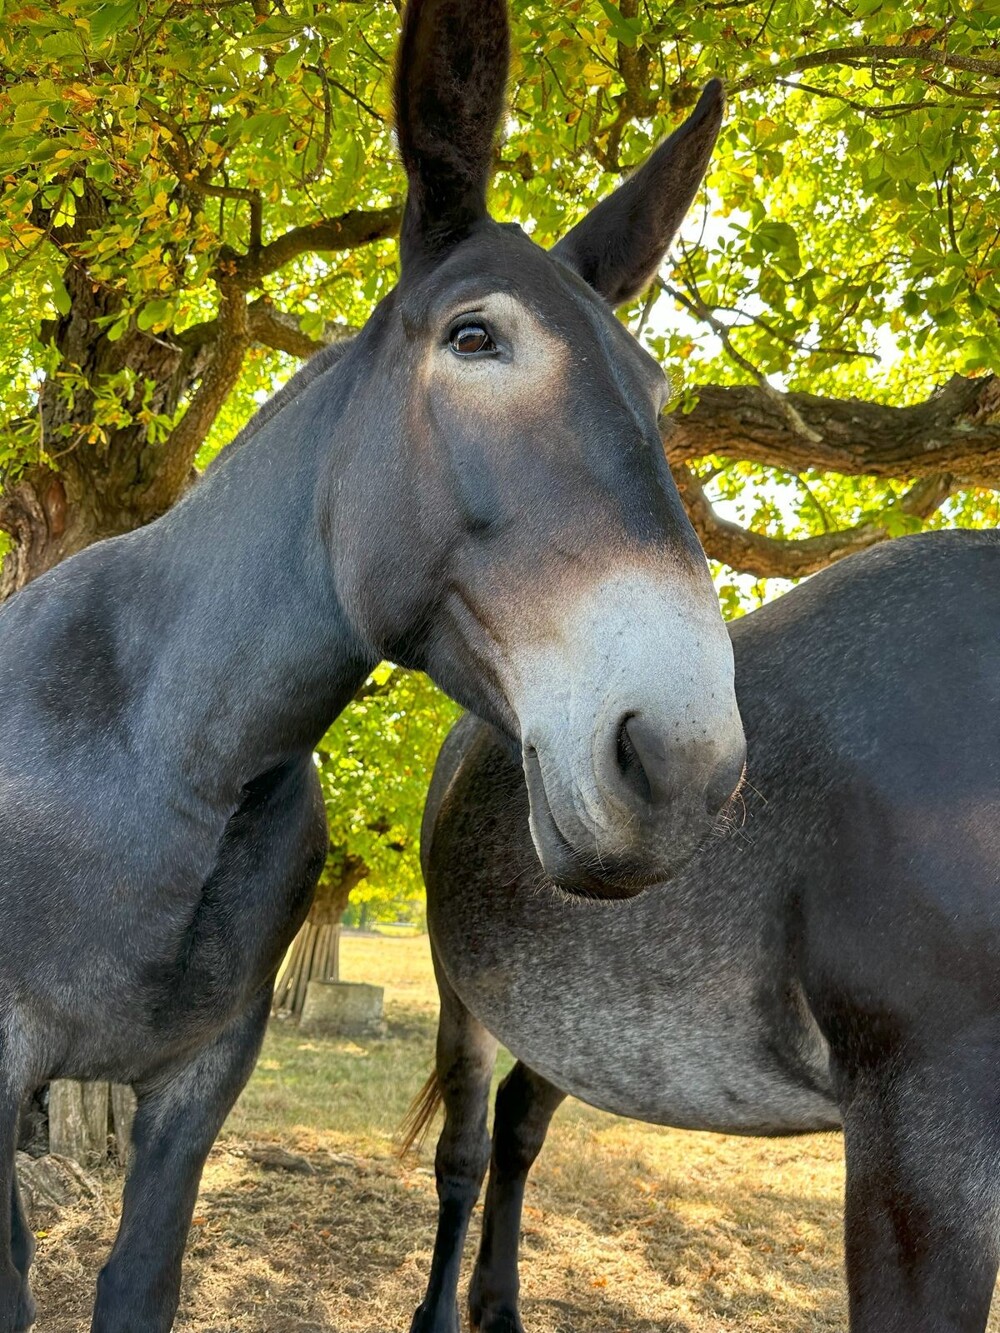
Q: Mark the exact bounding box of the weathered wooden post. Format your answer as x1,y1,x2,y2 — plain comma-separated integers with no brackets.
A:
48,1081,136,1166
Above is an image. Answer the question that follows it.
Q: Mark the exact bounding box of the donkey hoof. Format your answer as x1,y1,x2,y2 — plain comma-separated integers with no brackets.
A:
409,1300,460,1333
468,1306,525,1333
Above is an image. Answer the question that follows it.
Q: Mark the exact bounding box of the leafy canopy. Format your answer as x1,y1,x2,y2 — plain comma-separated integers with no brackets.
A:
1,1,997,483
314,667,460,923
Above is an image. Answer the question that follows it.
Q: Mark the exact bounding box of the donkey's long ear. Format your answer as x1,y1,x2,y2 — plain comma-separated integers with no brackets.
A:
395,0,509,271
552,80,725,306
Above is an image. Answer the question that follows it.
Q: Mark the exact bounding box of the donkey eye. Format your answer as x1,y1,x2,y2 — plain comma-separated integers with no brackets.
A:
449,324,496,356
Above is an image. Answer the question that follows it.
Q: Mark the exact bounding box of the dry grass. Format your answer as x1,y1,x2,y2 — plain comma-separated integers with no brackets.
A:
27,934,1000,1331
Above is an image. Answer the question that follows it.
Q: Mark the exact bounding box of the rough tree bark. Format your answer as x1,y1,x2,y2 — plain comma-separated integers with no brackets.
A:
0,191,399,599
674,466,957,579
272,857,369,1020
666,374,1000,486
664,373,1000,577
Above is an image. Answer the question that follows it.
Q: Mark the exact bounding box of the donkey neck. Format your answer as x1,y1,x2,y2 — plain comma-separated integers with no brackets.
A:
130,343,376,809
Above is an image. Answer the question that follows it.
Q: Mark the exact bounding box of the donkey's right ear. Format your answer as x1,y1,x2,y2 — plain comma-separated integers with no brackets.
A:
394,0,509,273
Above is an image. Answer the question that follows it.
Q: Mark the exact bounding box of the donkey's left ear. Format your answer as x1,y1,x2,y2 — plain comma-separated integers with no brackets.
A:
552,80,725,306
395,0,509,272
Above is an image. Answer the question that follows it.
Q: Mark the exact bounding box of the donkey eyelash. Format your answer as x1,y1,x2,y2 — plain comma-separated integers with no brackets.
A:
443,311,488,339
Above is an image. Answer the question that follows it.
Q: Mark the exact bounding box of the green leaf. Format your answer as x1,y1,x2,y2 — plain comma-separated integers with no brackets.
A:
964,336,1000,371
136,298,172,331
85,158,116,184
105,315,130,343
273,48,301,80
51,279,71,316
595,0,643,46
753,220,802,277
90,2,140,46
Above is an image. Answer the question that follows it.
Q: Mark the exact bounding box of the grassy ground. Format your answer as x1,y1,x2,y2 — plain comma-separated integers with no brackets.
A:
29,934,1000,1331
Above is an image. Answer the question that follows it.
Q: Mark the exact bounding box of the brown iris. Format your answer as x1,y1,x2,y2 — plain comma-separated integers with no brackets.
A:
449,324,496,355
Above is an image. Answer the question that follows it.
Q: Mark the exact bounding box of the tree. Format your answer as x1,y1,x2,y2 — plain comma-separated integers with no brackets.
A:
273,666,460,1016
1,0,997,606
0,0,402,594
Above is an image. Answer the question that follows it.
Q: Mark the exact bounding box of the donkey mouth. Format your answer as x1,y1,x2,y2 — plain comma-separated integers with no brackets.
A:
522,745,650,900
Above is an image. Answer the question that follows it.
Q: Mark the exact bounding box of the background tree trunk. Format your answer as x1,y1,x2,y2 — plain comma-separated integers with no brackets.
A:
272,856,368,1020
47,1080,135,1168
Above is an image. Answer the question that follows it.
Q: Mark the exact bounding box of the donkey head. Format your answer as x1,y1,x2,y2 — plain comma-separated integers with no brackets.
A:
332,0,745,897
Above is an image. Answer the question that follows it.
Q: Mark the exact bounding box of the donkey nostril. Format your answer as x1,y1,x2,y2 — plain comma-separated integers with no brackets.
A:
615,713,653,805
616,715,741,814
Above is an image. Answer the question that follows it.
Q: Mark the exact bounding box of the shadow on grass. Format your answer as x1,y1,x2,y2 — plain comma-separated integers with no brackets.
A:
28,1108,848,1332
500,1100,848,1333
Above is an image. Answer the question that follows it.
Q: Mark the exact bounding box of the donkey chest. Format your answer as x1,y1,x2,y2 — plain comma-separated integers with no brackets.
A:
3,763,322,1084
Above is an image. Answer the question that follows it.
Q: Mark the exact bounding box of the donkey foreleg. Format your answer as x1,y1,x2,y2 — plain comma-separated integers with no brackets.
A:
0,1064,32,1333
90,990,271,1333
840,1037,1000,1333
8,1172,35,1332
409,967,497,1333
468,1062,565,1333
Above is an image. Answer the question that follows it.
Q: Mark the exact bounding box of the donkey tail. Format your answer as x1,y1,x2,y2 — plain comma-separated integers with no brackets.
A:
398,1068,444,1156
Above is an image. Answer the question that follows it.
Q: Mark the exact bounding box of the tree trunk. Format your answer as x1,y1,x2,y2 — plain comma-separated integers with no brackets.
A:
0,314,227,599
272,857,367,1019
0,183,246,600
0,422,191,599
47,1080,135,1168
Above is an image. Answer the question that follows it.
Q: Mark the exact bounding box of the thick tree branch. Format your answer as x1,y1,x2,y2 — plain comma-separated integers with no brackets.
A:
179,298,358,359
737,41,1000,90
247,301,358,358
151,282,251,503
232,205,403,285
675,464,955,578
664,375,1000,488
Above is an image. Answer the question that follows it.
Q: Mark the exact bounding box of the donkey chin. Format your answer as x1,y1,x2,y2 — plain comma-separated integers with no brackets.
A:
522,727,746,900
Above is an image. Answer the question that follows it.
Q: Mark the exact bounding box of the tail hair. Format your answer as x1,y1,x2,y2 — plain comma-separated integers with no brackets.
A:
397,1068,444,1157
